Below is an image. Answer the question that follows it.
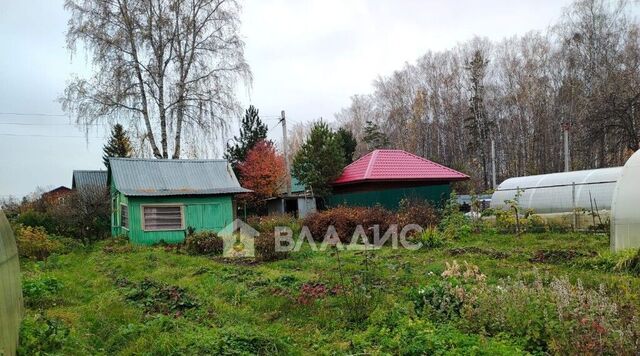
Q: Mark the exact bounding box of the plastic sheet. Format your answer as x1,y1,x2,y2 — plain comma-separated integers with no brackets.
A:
490,167,622,214
611,150,640,251
0,211,22,355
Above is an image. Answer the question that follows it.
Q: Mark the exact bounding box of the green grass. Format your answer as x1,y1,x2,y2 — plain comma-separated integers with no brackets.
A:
18,231,640,355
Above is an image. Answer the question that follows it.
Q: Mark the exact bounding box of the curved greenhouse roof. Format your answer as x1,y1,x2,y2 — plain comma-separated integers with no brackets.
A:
611,150,640,251
490,167,622,214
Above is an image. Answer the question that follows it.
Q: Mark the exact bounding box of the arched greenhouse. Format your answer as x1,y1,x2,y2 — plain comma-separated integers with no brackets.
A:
611,150,640,251
490,167,622,214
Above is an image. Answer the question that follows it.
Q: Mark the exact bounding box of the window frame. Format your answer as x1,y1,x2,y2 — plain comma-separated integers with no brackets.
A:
120,203,129,230
141,204,185,232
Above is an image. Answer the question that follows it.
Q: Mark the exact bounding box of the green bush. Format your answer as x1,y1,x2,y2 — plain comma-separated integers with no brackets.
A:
526,214,547,233
23,276,63,308
614,248,640,275
16,210,56,233
440,193,471,239
51,234,85,253
415,227,446,249
184,231,223,256
18,314,72,355
351,303,523,355
460,275,640,354
15,225,63,260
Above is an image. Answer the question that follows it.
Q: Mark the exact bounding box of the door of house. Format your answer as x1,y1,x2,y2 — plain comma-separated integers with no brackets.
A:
185,203,225,231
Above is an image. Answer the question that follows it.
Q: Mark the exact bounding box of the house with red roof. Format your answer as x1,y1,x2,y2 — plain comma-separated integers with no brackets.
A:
328,149,469,210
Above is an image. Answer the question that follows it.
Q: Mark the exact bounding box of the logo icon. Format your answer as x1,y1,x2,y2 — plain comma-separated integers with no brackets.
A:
218,219,259,258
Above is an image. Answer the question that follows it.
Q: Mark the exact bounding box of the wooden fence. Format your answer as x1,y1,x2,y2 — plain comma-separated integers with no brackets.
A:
0,211,22,355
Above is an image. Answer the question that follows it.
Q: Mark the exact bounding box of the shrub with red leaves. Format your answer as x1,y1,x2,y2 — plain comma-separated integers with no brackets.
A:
303,206,395,243
397,198,440,230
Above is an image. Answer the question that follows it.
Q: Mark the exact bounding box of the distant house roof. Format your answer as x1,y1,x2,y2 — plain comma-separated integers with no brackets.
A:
277,177,307,196
72,170,108,190
291,177,306,193
109,158,251,196
333,149,469,185
42,186,72,200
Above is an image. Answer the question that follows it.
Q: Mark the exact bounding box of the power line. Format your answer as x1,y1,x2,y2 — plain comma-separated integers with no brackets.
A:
0,122,102,126
0,112,68,117
0,133,106,138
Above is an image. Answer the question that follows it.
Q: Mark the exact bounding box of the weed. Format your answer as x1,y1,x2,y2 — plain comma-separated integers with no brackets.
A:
530,249,597,263
122,278,199,317
22,276,63,308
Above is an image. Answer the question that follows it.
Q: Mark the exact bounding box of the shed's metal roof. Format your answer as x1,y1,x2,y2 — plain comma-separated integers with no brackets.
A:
109,158,250,196
72,170,108,189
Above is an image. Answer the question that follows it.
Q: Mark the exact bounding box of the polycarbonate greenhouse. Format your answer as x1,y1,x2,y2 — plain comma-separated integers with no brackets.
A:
491,167,622,214
611,150,640,251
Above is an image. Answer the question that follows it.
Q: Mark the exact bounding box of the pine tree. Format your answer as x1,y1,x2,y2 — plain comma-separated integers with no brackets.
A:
292,121,345,197
336,127,358,164
363,120,389,151
102,124,133,169
224,105,268,171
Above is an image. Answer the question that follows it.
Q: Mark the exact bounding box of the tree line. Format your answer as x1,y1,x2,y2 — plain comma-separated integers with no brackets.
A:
334,0,640,191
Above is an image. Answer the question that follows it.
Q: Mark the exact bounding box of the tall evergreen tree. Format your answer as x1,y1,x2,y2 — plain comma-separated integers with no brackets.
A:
224,105,268,170
102,124,133,169
292,122,345,197
464,50,494,190
336,127,358,164
363,120,389,151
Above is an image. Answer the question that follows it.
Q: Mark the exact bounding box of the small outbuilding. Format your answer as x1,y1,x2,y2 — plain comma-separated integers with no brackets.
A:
328,149,469,210
265,177,317,218
109,158,250,245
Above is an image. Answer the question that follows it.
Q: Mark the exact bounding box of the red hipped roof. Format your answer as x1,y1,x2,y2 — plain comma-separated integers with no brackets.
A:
333,149,469,185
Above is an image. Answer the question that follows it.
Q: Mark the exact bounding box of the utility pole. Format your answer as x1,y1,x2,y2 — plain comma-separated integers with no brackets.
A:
281,110,291,196
562,122,571,172
491,139,496,189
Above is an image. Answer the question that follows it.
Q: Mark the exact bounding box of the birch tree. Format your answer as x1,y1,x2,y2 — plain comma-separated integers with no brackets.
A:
61,0,251,158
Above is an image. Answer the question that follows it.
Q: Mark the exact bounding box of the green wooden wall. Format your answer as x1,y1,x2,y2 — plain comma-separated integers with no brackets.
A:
327,184,451,210
111,186,234,245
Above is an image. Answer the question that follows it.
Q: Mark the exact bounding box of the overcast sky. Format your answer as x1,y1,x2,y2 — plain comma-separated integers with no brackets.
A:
0,0,575,198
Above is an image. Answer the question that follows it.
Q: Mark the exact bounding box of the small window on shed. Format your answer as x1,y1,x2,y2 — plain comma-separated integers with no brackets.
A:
142,205,183,231
121,204,129,229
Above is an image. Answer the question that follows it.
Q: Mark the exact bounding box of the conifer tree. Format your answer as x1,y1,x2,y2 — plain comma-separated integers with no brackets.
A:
464,50,494,190
363,120,389,150
224,105,268,171
102,124,133,169
292,121,345,197
336,127,358,164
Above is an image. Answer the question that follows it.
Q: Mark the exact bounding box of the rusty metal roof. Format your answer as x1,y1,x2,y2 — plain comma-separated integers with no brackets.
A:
72,170,108,190
109,158,250,196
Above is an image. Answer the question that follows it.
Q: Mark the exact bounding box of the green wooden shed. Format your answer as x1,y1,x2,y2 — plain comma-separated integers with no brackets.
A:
328,149,469,210
109,158,250,245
